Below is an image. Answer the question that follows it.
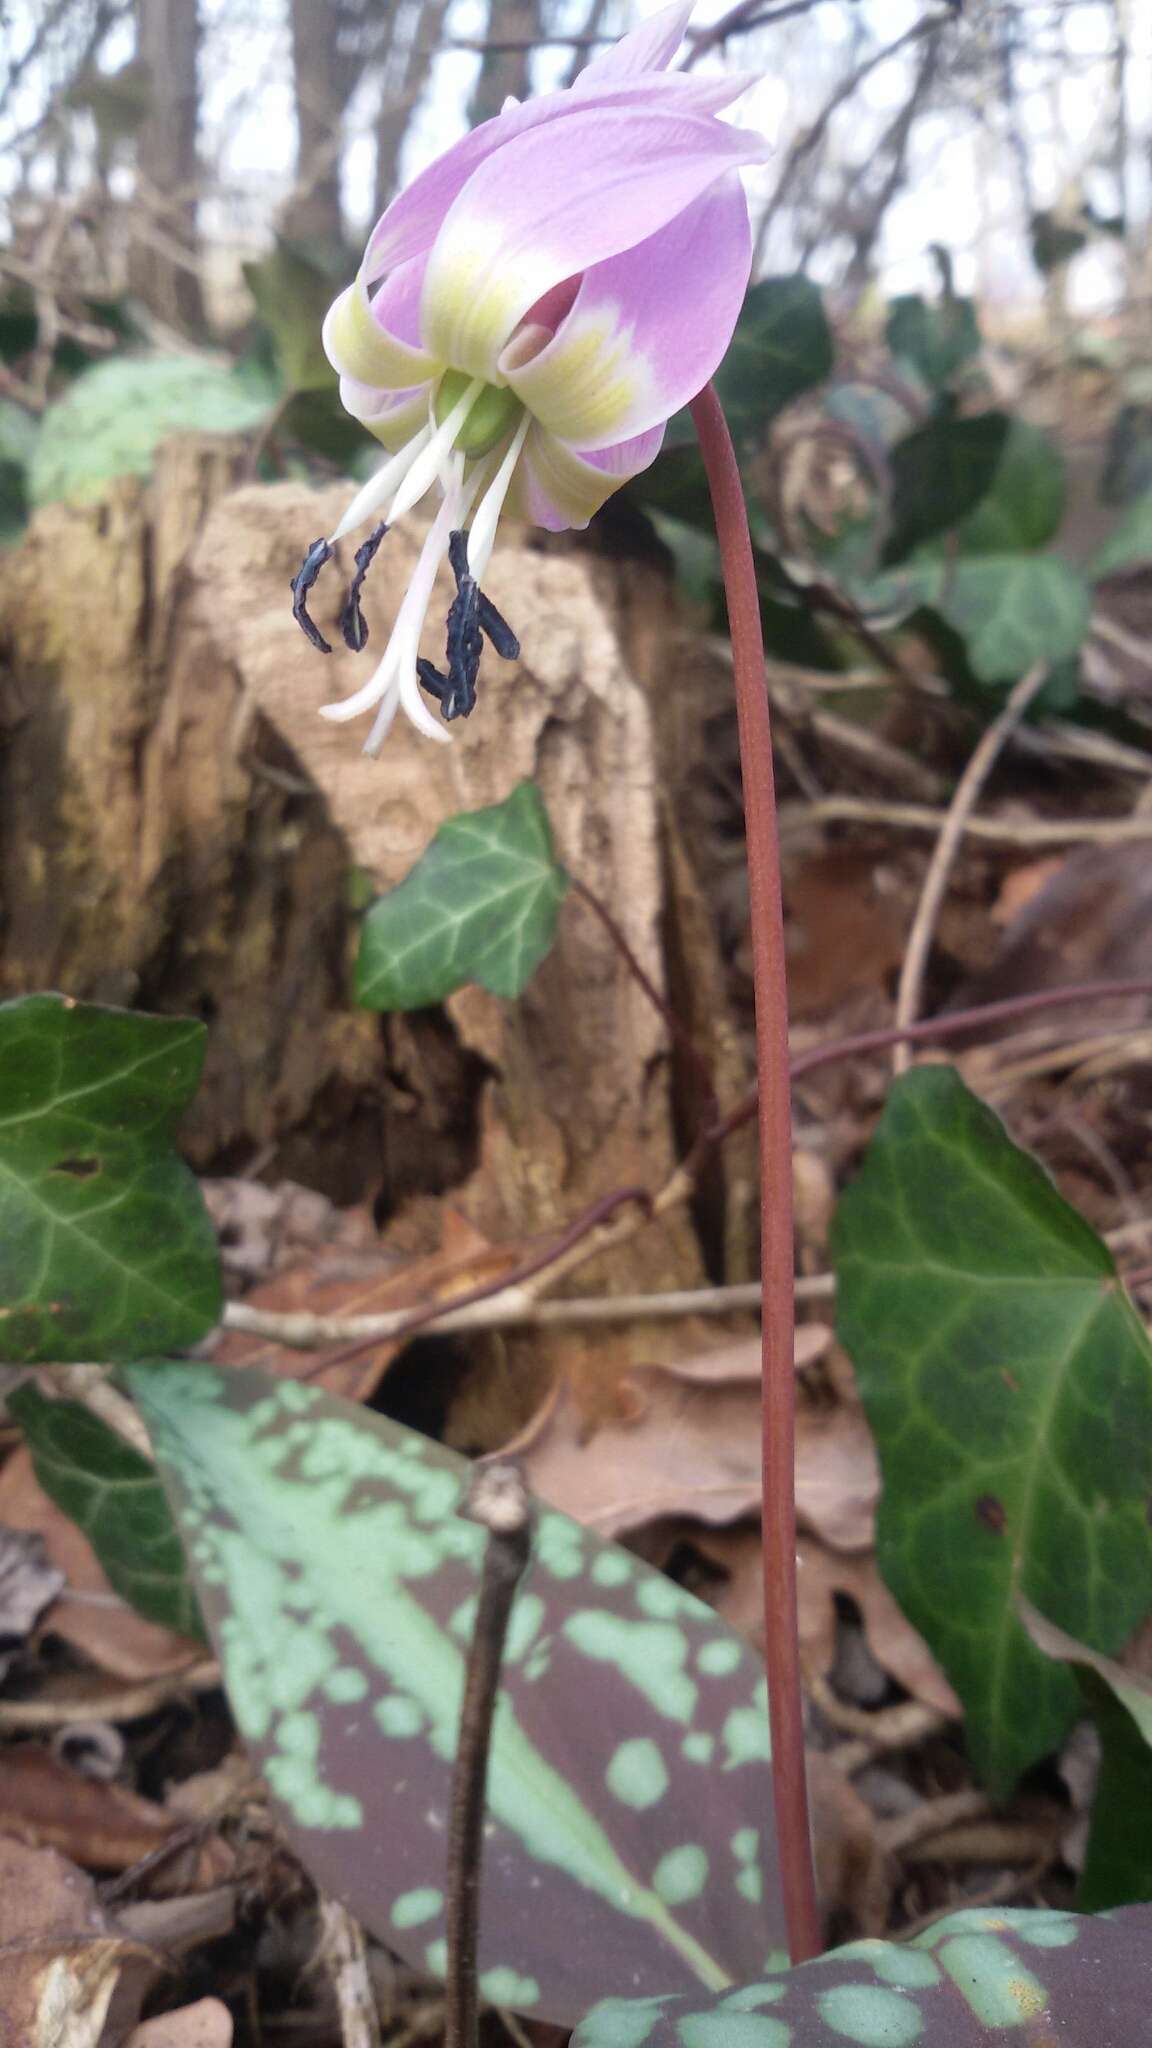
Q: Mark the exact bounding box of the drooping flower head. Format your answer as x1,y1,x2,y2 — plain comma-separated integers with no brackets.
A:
293,0,767,752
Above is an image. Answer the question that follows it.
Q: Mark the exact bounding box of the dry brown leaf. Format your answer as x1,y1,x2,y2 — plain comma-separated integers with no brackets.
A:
807,1749,891,1936
989,857,1066,926
212,1223,524,1404
122,1997,233,2047
0,1838,159,2048
506,1332,881,1548
0,1835,106,1943
688,1525,959,1719
785,852,906,1019
0,1526,64,1681
0,1452,199,1684
0,1745,179,1871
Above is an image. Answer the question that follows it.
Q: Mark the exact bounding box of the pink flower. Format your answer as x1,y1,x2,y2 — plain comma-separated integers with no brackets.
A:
293,0,766,752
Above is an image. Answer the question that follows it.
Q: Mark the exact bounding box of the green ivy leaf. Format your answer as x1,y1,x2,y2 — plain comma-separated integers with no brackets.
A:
0,996,221,1363
125,1357,785,2026
29,354,271,506
957,419,1066,554
1090,487,1152,580
1020,1601,1152,1912
627,277,832,531
9,1382,203,1640
574,1904,1152,2048
860,555,1090,685
886,290,982,390
355,782,569,1011
832,1066,1152,1796
886,414,1011,561
243,241,337,395
716,275,834,453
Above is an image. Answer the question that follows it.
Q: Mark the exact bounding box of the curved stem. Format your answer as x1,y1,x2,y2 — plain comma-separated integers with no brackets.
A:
690,385,821,1964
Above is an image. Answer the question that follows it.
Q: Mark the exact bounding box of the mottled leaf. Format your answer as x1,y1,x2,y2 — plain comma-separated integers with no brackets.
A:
125,1359,785,2026
832,1066,1152,1795
355,782,569,1011
9,1383,203,1641
886,290,981,391
860,555,1090,685
1020,1601,1152,1911
0,996,221,1362
29,354,270,506
574,1904,1152,2048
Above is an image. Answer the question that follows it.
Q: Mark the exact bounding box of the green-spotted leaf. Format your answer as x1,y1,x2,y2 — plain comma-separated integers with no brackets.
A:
9,1382,203,1640
574,1904,1152,2048
0,997,221,1362
860,555,1090,685
832,1066,1152,1796
355,782,569,1011
124,1358,784,2026
29,354,271,506
1020,1602,1152,1911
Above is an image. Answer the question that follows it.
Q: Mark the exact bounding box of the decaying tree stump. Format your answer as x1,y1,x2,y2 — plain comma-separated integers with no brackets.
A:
0,438,753,1317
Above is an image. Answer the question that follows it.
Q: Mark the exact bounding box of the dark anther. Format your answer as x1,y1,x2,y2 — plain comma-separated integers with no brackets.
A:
291,536,335,653
338,521,389,652
476,591,520,662
417,656,475,722
422,530,521,725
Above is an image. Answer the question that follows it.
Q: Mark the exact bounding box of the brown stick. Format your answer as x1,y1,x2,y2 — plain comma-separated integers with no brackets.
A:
444,1464,533,2048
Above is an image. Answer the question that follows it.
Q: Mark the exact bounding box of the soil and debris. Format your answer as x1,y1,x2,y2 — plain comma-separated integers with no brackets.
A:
3,482,1152,2044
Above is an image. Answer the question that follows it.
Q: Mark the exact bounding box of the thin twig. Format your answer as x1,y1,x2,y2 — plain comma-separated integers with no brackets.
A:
783,796,1152,846
225,980,1152,1356
682,0,830,66
892,663,1049,1076
445,1465,533,2048
571,875,717,1119
691,385,820,1964
754,12,955,246
317,1898,383,2048
222,1278,824,1350
0,1663,220,1729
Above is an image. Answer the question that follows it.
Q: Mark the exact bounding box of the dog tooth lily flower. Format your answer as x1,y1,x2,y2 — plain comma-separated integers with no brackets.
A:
292,0,767,753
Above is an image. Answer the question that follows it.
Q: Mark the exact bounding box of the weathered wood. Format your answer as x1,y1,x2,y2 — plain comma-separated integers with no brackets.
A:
0,447,749,1301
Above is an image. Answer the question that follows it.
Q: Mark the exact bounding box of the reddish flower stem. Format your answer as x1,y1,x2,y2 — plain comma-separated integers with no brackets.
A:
690,384,821,1965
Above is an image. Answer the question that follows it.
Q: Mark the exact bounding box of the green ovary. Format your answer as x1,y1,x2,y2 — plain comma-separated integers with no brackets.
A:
436,369,523,455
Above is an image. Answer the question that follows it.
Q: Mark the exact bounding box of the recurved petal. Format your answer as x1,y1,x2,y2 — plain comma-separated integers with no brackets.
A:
323,256,437,393
339,379,432,450
511,421,666,531
421,105,768,382
573,0,694,87
503,173,752,451
363,76,760,282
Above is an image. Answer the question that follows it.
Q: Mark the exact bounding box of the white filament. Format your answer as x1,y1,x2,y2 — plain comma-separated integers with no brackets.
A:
386,378,483,526
466,411,531,581
326,426,431,544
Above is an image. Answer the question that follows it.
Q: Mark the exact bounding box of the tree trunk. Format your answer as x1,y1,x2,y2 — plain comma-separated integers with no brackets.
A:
373,0,453,218
0,446,754,1342
285,0,359,254
468,0,541,127
130,0,204,331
